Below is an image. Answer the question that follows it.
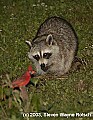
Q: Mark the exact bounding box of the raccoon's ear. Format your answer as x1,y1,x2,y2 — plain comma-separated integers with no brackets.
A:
25,41,32,48
46,34,57,45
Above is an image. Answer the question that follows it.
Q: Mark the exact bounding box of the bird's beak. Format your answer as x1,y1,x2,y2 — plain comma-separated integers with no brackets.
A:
29,71,36,75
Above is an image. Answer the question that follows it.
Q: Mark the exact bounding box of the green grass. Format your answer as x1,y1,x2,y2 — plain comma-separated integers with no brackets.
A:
0,0,93,120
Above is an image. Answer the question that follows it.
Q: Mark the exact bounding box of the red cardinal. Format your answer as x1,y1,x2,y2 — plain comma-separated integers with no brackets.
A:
12,65,35,88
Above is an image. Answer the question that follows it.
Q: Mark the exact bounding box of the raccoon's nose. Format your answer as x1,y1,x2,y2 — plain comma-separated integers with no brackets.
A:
40,63,45,70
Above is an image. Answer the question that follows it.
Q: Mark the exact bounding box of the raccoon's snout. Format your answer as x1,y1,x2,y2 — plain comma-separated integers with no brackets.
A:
40,63,49,72
40,63,53,72
40,63,46,71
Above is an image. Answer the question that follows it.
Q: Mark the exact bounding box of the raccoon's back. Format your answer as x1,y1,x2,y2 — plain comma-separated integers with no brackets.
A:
36,16,78,54
36,16,77,39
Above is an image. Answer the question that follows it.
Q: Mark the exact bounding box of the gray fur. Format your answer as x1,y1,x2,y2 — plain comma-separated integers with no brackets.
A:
26,16,78,76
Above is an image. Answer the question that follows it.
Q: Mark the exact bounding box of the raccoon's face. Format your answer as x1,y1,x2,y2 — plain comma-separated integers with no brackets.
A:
31,48,52,72
26,34,59,73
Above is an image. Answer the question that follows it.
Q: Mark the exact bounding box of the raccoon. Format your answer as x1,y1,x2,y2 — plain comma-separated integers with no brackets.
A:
26,16,78,76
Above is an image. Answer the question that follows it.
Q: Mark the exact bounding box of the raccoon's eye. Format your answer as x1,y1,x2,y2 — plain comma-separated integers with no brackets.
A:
43,53,52,59
33,55,40,61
